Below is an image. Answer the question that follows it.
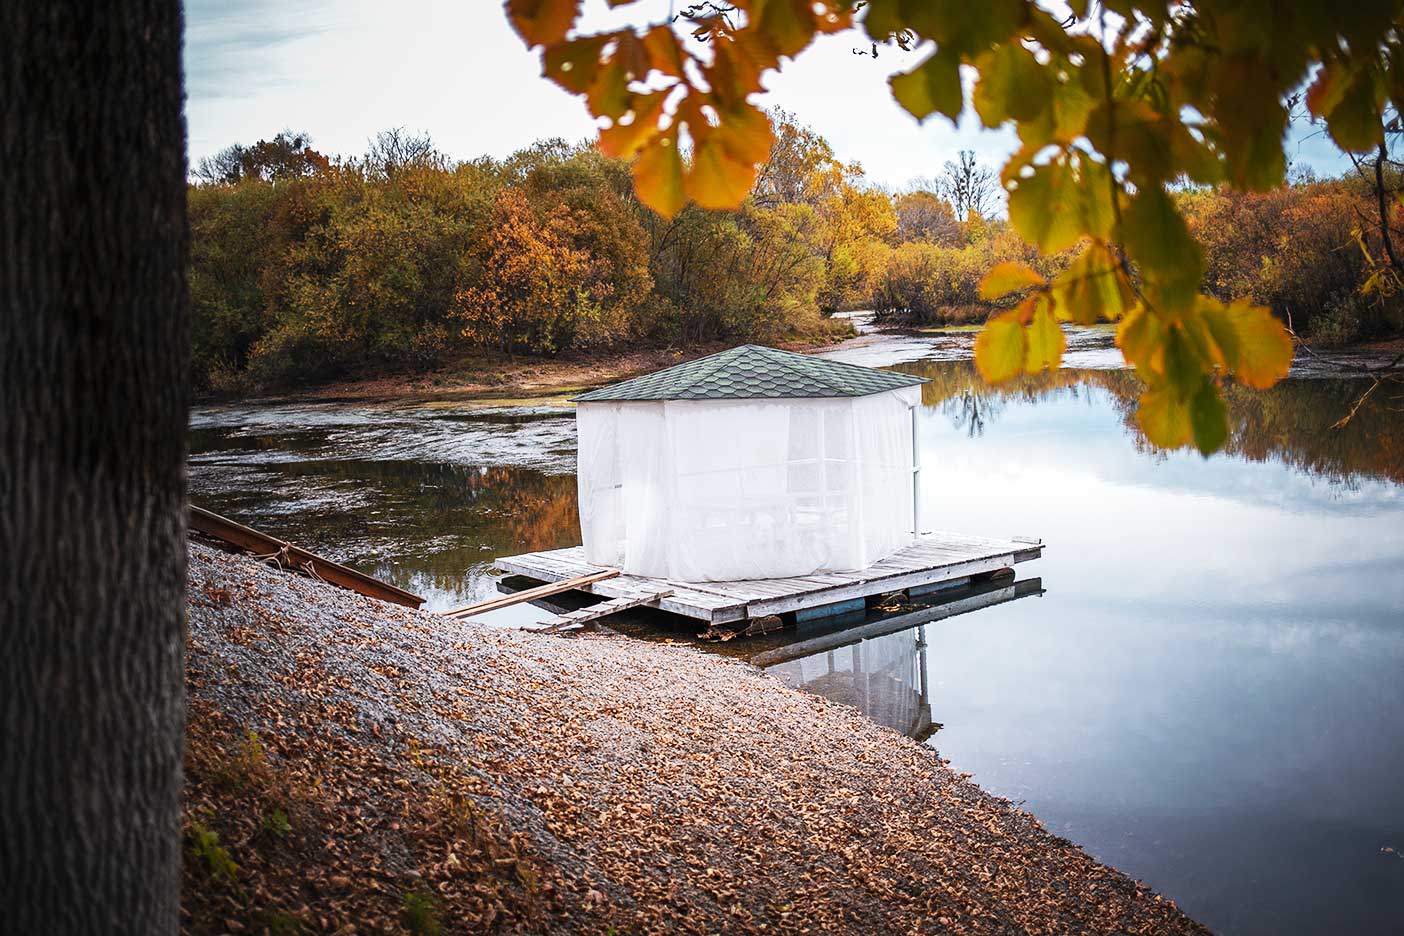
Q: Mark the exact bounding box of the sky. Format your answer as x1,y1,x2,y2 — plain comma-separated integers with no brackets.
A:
183,0,1353,190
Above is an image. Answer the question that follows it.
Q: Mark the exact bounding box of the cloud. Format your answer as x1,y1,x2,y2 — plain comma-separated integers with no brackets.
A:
184,0,337,100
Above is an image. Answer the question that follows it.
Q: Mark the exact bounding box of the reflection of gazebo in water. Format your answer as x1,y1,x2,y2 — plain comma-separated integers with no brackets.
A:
763,626,936,741
736,576,1046,742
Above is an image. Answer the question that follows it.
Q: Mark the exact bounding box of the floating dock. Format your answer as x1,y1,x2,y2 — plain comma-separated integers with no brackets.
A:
494,531,1042,625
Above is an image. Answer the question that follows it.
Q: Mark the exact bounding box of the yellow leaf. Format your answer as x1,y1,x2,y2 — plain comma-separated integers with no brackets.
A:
1051,243,1132,324
1223,299,1293,389
979,261,1044,300
634,131,685,217
687,138,756,209
1136,386,1192,449
714,102,774,165
974,310,1027,383
1024,297,1065,374
506,0,580,47
598,92,666,159
1116,303,1163,372
1007,153,1114,253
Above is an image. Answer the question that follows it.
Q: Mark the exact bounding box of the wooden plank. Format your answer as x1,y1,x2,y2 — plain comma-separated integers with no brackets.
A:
189,505,425,609
492,530,1042,625
443,569,620,618
744,552,1019,618
531,589,674,634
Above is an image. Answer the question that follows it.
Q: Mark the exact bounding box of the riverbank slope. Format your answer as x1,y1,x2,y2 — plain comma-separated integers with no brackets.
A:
183,543,1208,935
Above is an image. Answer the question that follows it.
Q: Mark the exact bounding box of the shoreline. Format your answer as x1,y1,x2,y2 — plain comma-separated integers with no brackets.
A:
196,325,1404,410
183,543,1210,934
196,334,856,409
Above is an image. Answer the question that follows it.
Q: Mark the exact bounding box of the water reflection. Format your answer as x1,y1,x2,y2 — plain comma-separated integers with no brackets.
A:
891,359,1404,486
751,579,1045,741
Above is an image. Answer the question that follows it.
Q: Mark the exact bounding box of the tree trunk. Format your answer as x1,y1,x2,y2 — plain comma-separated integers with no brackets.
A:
1,1,189,932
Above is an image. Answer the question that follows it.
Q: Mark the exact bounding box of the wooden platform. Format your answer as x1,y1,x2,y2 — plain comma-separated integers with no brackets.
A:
494,532,1042,624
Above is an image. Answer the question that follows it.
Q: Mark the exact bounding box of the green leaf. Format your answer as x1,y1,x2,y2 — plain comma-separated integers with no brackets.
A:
1190,380,1229,455
890,48,963,123
1018,72,1096,149
974,310,1027,383
1161,325,1205,398
1007,154,1114,253
1120,185,1202,314
979,261,1044,300
973,44,1054,127
1023,298,1065,373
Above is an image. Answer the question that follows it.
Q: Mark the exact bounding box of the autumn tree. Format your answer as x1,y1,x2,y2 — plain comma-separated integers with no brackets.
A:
194,130,328,185
937,150,1000,221
2,0,188,932
503,0,1404,452
454,187,651,354
895,189,961,245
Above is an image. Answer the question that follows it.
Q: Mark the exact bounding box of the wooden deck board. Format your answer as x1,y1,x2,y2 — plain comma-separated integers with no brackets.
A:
495,531,1041,624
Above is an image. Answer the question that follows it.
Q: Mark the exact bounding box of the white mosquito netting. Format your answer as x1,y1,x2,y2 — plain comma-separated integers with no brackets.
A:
576,384,920,582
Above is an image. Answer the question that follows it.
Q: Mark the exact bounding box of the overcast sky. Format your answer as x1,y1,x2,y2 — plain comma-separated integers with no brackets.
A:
184,0,1351,190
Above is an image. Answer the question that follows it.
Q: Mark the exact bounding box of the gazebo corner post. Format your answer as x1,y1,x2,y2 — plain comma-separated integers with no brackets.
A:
910,403,922,540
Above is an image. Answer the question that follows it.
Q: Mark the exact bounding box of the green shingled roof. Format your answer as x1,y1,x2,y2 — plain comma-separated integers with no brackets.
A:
571,345,927,402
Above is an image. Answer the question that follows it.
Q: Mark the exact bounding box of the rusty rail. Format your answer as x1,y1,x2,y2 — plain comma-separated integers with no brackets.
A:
189,505,425,609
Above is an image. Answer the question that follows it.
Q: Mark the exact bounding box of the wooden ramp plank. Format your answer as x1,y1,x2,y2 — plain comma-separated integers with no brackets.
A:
443,569,619,619
530,589,675,634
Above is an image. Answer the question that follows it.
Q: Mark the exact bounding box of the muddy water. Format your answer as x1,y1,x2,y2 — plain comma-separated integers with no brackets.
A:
189,327,1404,936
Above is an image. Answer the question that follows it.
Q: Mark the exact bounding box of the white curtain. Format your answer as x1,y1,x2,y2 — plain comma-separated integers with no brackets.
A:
576,385,919,582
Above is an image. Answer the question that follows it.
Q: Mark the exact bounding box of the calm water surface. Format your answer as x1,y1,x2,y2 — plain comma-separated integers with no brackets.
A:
189,329,1404,935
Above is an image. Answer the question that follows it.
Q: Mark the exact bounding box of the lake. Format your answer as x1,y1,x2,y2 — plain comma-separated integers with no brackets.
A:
188,327,1404,935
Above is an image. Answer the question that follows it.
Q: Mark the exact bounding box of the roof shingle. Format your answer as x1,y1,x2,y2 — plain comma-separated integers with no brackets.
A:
571,345,927,402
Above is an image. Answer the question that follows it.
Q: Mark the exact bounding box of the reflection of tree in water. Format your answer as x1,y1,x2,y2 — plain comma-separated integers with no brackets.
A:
895,360,1404,486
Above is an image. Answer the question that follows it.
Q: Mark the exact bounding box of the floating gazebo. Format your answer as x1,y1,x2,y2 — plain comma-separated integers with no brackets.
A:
572,344,927,582
485,346,1042,629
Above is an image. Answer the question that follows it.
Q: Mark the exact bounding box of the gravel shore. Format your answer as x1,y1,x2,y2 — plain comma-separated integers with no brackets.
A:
183,543,1209,935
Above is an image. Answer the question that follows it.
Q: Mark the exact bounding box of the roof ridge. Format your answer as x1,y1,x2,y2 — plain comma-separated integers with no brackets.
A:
570,342,927,402
748,344,851,396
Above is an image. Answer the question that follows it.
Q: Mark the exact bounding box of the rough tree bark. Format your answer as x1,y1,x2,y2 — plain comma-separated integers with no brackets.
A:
1,1,189,932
